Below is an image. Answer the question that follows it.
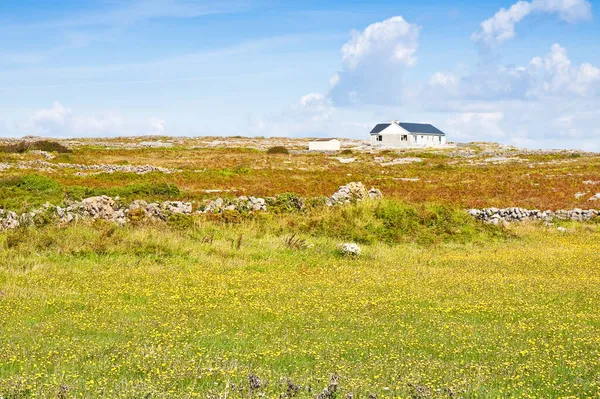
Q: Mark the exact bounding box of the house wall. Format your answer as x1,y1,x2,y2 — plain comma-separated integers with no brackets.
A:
371,125,446,148
412,134,446,147
308,140,341,151
370,124,415,147
371,133,414,147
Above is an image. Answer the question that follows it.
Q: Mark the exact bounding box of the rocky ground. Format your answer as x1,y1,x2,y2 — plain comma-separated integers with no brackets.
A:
2,136,600,213
2,177,598,230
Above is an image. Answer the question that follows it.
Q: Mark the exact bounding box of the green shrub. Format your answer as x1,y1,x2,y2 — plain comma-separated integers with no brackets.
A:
65,182,180,201
0,174,64,212
166,213,196,230
295,200,508,245
207,209,243,224
16,174,61,192
119,183,180,197
267,146,289,155
0,140,72,154
218,165,251,177
340,149,353,155
52,153,75,163
267,193,304,213
303,195,328,209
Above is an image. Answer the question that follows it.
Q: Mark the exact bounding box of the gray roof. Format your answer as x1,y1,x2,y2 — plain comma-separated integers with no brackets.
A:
370,121,446,136
398,122,445,135
370,123,391,134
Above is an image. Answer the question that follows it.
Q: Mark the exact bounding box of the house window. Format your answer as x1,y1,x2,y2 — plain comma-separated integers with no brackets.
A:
439,136,442,143
401,135,407,141
377,135,382,142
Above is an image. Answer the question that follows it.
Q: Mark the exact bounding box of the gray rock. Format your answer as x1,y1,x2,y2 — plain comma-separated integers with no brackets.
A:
327,182,383,206
467,207,600,224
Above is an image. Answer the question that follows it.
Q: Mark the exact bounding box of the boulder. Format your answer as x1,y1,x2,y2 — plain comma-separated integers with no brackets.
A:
81,196,116,220
327,182,383,206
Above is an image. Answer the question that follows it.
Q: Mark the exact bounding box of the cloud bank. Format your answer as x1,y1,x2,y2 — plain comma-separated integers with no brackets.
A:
472,0,592,47
3,102,165,138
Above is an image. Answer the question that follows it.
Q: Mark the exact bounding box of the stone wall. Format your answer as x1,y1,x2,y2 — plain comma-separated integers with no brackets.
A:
467,207,599,224
0,182,383,230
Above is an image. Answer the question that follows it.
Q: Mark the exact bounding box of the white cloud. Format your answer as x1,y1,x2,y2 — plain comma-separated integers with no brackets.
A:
428,72,458,88
23,102,124,137
532,0,592,22
472,0,591,47
299,93,333,122
340,16,419,69
446,112,506,140
531,44,600,96
442,102,600,150
148,118,167,135
15,102,164,138
328,73,340,88
425,42,600,149
329,16,420,105
427,43,600,102
249,93,339,137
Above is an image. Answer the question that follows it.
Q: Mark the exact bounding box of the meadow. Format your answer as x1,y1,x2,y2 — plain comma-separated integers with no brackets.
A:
1,138,599,398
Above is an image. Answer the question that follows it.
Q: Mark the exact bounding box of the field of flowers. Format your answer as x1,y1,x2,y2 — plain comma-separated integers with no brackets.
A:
1,218,599,398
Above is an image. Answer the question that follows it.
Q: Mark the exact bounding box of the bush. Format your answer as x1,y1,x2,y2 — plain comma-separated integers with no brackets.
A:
16,174,62,192
266,193,304,213
218,165,251,177
294,200,508,245
206,209,243,224
0,174,64,212
340,149,353,155
303,195,328,209
0,140,72,154
65,182,180,201
166,214,196,230
267,146,289,155
119,183,180,197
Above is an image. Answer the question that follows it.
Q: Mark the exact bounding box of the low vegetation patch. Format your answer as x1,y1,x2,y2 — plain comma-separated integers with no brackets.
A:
291,200,508,245
266,145,289,154
0,140,72,154
0,174,182,212
0,174,64,211
66,182,180,201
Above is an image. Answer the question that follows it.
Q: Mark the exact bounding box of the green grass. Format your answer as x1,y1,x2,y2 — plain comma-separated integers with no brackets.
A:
0,219,599,398
0,174,182,212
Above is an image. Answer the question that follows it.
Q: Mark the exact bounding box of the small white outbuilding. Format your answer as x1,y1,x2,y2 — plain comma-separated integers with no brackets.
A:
308,138,341,151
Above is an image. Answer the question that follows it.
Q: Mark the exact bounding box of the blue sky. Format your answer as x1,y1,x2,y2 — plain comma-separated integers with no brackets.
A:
0,0,598,149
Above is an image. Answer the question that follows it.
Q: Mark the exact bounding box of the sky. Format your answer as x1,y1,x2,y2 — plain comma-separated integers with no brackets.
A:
0,0,599,149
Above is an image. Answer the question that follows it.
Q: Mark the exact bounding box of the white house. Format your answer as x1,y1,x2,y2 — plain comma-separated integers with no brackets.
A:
308,138,341,151
370,121,447,148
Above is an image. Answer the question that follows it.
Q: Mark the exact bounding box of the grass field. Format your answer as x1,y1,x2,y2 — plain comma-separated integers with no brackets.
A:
2,138,600,210
1,139,600,398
